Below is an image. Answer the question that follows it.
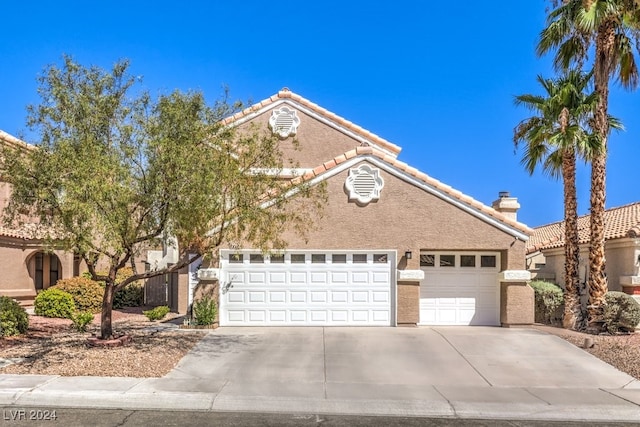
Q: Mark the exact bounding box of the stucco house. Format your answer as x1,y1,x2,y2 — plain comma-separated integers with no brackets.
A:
177,89,535,327
0,130,77,305
527,202,640,298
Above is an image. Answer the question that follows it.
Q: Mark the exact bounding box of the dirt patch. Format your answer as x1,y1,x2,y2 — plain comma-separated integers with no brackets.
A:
0,308,205,377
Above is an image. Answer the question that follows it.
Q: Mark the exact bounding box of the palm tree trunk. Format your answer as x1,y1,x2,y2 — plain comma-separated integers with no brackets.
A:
587,19,616,331
562,148,583,330
587,153,608,329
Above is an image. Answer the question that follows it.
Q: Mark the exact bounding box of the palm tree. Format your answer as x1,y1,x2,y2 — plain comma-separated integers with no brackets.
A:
514,70,600,330
538,0,640,330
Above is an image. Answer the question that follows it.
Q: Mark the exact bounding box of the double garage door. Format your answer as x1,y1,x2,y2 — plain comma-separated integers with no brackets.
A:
219,250,395,326
217,250,500,327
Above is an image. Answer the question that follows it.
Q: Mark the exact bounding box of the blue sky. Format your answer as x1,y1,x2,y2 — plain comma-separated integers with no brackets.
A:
1,1,638,227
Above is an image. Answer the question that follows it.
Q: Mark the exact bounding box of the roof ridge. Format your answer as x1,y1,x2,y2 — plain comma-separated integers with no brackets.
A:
295,147,532,237
221,89,402,155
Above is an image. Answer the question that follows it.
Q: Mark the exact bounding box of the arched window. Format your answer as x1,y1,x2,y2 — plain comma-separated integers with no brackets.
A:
33,252,62,290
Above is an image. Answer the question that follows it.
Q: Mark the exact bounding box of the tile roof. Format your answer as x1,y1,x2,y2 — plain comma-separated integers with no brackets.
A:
291,146,533,237
527,202,640,254
0,223,47,240
221,88,402,156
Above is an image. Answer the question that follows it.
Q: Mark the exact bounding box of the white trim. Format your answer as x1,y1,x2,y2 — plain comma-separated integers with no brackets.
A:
397,270,425,281
498,270,531,282
249,168,313,176
197,268,220,280
227,99,399,158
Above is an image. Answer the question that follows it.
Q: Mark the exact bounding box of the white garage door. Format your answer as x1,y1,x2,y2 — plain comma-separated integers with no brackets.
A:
219,250,395,326
419,252,500,326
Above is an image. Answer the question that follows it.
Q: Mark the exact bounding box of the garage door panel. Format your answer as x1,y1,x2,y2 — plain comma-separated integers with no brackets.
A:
310,291,327,302
372,271,390,283
269,311,286,322
248,272,266,284
248,311,266,322
331,310,348,322
290,311,306,322
352,291,369,303
311,271,328,283
227,291,245,303
310,311,327,322
269,291,286,303
269,272,286,284
249,291,266,303
227,311,245,322
220,250,393,326
331,272,349,283
290,291,307,303
290,272,307,283
372,310,390,322
331,291,348,302
372,291,389,302
351,272,369,284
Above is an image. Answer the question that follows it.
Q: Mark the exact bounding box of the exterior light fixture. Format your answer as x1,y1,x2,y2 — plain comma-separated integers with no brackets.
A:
405,251,412,260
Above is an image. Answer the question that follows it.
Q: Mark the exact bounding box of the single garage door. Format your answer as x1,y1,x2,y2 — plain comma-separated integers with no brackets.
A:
419,252,500,326
219,250,395,326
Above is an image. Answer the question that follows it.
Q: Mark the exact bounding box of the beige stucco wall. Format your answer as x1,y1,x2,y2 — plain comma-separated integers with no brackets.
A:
235,108,380,169
277,161,527,270
500,282,535,326
538,238,640,292
0,240,75,300
397,282,420,326
193,159,530,322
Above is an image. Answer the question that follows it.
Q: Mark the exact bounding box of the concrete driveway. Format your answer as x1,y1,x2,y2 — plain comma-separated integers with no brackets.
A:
158,326,640,418
4,326,640,421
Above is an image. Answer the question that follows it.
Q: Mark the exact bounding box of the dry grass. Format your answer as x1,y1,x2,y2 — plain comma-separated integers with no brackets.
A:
0,308,205,377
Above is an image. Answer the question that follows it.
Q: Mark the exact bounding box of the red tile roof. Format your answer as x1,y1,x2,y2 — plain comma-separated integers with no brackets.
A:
293,146,533,237
0,223,46,240
221,88,402,156
527,202,640,253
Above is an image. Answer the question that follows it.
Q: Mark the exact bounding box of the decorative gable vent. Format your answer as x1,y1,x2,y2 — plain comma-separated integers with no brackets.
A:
269,106,300,138
345,164,384,205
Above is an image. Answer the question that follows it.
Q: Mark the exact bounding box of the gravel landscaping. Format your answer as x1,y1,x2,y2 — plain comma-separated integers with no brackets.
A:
0,308,205,377
1,311,638,380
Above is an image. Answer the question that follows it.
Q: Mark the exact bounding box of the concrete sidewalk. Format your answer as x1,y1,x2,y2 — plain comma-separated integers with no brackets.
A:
1,327,640,422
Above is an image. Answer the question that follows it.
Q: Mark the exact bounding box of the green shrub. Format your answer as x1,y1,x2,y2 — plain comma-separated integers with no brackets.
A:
193,296,217,326
530,280,564,325
34,288,76,318
143,305,170,321
0,296,29,337
604,291,640,333
83,267,144,309
114,283,144,309
54,276,104,313
70,311,95,332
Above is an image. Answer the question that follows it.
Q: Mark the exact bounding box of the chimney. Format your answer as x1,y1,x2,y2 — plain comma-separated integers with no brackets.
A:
492,191,520,221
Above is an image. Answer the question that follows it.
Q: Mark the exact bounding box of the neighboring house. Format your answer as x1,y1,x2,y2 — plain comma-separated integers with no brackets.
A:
527,202,640,296
177,89,535,327
0,130,78,305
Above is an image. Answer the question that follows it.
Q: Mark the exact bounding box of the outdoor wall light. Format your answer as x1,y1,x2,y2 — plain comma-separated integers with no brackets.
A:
405,251,412,260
